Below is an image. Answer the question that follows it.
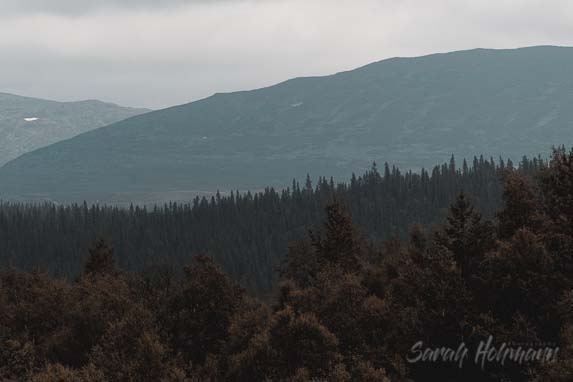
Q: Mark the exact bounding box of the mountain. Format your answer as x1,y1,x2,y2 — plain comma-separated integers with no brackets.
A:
1,46,573,203
0,92,149,166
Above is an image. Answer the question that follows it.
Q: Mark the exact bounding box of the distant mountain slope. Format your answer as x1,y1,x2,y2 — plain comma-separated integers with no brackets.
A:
1,46,573,202
0,93,149,165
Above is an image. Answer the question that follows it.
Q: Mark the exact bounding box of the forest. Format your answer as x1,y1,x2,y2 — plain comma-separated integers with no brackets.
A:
1,148,572,381
0,155,543,293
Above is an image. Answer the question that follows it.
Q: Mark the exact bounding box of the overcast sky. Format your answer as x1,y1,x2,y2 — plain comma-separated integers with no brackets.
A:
1,0,572,109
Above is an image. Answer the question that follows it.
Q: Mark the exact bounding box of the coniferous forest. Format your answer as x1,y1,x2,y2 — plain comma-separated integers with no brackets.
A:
0,155,541,293
1,148,573,380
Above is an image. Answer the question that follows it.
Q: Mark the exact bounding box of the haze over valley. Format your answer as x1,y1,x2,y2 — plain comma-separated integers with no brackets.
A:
3,1,573,381
1,46,572,203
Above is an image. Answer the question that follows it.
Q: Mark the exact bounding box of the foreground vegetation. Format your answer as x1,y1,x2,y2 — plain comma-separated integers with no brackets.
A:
1,148,573,380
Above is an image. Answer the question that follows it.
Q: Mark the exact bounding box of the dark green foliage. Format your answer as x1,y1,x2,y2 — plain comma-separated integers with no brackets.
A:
2,151,573,381
540,146,573,233
310,200,362,272
497,170,542,239
434,191,496,278
0,156,539,293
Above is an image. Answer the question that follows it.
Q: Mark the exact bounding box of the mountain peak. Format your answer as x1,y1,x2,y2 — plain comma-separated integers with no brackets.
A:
2,46,572,203
0,93,150,166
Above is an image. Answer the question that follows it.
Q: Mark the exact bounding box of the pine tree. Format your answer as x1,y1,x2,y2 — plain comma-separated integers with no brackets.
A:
310,201,361,272
497,170,542,239
434,192,494,278
540,146,573,234
83,238,117,278
164,255,244,366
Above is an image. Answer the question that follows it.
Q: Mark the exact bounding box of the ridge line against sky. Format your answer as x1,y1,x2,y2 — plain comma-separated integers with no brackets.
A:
1,0,572,109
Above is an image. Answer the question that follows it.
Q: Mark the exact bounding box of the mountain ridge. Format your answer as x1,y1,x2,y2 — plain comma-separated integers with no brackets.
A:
1,45,572,203
0,92,150,166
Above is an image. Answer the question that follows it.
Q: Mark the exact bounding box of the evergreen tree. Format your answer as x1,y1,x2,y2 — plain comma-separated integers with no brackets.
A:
83,238,118,278
434,192,495,278
497,170,542,239
310,201,362,272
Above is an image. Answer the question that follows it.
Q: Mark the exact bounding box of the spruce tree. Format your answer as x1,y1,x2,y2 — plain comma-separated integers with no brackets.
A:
83,238,117,278
434,192,494,278
310,201,361,272
497,170,542,239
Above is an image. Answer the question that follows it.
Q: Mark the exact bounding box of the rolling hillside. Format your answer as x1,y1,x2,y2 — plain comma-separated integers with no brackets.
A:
0,93,149,166
1,46,572,202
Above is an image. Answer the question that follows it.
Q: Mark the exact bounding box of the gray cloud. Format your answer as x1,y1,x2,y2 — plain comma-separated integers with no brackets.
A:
0,0,234,15
1,0,572,109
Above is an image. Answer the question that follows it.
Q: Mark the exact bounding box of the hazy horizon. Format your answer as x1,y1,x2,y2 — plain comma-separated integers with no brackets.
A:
2,0,573,109
3,45,571,110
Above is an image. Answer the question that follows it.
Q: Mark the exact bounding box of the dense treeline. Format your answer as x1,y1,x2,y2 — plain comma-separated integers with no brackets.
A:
0,155,543,292
1,147,572,381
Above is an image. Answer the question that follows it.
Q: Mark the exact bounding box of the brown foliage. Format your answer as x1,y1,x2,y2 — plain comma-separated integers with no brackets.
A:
163,255,245,367
6,149,573,381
